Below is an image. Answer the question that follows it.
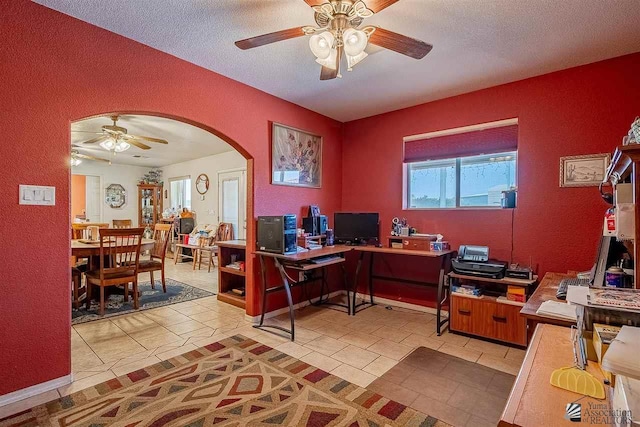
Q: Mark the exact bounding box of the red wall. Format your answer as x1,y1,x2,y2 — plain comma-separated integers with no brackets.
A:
0,0,341,396
342,53,640,307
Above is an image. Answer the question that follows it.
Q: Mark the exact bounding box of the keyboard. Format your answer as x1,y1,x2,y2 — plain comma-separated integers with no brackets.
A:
309,255,341,264
556,278,590,300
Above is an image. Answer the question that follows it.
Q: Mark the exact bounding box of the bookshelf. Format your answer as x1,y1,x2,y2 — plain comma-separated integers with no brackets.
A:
216,240,247,309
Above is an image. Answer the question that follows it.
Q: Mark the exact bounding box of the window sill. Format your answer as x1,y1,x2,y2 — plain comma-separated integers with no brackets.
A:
403,207,515,211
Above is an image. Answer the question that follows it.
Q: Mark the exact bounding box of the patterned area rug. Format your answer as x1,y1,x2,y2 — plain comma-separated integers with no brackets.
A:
0,335,449,427
72,279,214,325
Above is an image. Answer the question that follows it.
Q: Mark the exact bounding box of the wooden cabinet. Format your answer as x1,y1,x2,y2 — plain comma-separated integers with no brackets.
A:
450,294,528,346
388,235,434,251
138,184,163,228
217,240,246,309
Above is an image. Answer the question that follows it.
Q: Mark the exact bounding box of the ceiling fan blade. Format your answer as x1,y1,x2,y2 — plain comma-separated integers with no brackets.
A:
303,0,325,6
368,27,432,59
128,139,152,150
79,135,108,145
363,0,400,13
235,27,306,50
127,134,169,144
75,153,110,163
72,131,103,134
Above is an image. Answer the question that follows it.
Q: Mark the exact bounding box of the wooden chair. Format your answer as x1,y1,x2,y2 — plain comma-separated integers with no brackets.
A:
85,227,145,315
71,266,85,309
137,223,172,293
112,219,133,228
71,223,109,239
197,222,234,272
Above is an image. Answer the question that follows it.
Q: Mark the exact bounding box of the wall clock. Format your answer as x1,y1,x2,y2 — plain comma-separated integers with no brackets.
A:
196,174,209,195
105,184,126,208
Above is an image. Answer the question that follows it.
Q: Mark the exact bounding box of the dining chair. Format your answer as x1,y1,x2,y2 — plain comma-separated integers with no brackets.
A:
137,223,172,293
112,219,133,228
197,222,234,272
71,266,85,309
72,223,109,239
85,227,144,315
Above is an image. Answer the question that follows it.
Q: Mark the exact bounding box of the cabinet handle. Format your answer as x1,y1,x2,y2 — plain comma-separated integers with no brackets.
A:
458,309,471,315
493,315,507,323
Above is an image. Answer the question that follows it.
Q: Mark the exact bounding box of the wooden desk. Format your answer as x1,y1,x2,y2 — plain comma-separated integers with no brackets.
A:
351,246,455,334
255,246,353,341
520,272,575,328
500,323,612,427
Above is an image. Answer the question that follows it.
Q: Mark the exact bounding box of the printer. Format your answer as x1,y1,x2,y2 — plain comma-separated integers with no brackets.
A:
451,245,507,279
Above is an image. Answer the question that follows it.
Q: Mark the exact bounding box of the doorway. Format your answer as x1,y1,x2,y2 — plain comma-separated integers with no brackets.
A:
218,168,247,240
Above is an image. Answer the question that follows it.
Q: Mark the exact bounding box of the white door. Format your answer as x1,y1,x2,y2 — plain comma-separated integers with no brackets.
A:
218,169,246,240
85,175,101,222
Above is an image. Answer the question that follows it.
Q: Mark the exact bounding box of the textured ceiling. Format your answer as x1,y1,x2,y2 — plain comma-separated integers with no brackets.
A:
36,0,640,122
72,114,234,167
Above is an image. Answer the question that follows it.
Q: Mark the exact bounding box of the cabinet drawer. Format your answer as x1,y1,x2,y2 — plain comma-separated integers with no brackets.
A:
450,295,483,335
402,239,431,251
485,302,527,346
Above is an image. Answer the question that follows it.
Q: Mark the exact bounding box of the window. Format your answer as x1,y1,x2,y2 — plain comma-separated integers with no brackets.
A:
169,177,191,210
407,151,517,209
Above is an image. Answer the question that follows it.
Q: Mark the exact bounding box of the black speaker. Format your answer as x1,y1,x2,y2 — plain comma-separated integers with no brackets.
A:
302,215,328,236
257,215,297,254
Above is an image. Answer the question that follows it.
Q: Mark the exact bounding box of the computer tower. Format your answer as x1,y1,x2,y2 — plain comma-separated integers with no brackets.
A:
257,215,297,254
302,215,328,236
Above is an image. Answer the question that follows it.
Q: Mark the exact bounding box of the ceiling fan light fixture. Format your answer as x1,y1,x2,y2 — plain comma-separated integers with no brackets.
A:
100,138,116,151
114,140,130,153
309,31,334,59
70,157,82,166
347,50,368,71
315,47,338,70
342,28,368,57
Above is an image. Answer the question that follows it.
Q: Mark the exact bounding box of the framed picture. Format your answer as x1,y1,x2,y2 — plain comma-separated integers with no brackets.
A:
559,153,611,187
271,122,322,188
105,184,126,208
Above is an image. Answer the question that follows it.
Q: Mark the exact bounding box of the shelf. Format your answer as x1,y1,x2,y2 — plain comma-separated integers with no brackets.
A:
220,266,246,277
217,291,246,309
449,272,537,287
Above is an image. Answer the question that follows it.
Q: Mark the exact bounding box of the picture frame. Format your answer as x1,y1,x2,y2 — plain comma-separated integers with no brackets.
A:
271,122,322,188
195,173,209,195
559,153,611,187
105,184,126,208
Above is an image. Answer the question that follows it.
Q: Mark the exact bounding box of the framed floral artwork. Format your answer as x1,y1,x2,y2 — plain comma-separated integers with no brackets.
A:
271,122,322,188
559,153,611,187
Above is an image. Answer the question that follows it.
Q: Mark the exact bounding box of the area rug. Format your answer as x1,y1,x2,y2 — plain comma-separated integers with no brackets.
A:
368,346,516,426
72,279,214,325
0,335,448,427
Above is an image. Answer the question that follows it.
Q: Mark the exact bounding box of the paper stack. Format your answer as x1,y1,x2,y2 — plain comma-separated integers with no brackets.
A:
536,300,577,321
601,326,640,380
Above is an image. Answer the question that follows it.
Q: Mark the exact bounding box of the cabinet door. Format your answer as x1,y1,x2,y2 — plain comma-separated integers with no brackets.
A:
486,302,527,346
450,295,480,334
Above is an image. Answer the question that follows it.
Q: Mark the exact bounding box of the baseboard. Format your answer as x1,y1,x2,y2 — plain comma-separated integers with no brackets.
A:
353,292,448,315
0,374,73,408
246,290,345,324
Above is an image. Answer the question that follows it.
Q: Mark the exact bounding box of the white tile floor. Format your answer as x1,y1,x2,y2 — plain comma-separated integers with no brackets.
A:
0,260,526,419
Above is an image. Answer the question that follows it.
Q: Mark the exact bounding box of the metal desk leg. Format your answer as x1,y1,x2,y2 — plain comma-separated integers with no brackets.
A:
256,255,268,328
368,252,375,305
341,261,351,316
352,251,365,315
275,258,296,341
436,253,451,336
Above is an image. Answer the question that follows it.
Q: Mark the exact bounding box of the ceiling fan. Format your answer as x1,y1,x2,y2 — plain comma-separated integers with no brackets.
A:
71,148,111,166
73,115,169,153
235,0,432,80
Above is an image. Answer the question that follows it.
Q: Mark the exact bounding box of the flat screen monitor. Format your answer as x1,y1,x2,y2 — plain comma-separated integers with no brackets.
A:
592,235,629,287
334,212,380,244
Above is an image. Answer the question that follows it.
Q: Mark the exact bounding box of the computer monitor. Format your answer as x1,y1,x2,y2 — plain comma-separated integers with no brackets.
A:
591,235,629,287
334,212,380,244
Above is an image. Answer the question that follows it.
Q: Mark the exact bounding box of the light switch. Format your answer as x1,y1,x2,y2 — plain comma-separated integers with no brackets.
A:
19,185,55,206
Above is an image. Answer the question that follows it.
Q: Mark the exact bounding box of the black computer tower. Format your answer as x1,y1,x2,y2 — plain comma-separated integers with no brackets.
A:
257,215,297,254
302,215,328,236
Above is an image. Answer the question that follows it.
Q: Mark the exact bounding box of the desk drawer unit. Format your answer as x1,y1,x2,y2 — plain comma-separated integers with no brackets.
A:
450,294,527,346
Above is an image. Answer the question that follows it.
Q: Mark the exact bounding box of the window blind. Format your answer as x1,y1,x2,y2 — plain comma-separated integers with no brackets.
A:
403,123,518,163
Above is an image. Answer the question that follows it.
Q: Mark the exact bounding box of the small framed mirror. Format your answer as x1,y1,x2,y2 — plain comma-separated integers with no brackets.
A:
196,173,209,195
105,184,126,208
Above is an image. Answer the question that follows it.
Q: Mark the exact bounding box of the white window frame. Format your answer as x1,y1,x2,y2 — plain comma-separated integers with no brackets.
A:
169,176,192,210
403,151,518,210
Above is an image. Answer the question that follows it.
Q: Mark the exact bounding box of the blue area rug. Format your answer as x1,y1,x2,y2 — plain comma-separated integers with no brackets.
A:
72,278,215,325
